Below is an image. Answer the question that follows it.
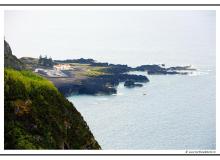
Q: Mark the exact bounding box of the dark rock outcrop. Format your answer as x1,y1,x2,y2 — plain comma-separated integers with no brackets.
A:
55,58,195,76
167,65,196,71
97,74,149,83
134,64,191,75
102,64,131,74
52,74,149,96
124,80,143,88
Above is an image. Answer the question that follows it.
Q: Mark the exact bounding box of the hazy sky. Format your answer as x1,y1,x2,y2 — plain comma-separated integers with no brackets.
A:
5,10,215,66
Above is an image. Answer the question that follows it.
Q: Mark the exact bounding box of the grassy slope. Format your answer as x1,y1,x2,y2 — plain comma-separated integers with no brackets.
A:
4,69,101,149
82,66,109,77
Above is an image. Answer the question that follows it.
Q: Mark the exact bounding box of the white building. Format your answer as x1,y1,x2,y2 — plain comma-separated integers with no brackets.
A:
35,68,68,77
54,64,71,70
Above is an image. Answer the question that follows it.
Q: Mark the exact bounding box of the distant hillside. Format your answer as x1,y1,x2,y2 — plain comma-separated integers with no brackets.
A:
4,69,101,149
4,40,25,70
20,57,39,70
20,56,55,70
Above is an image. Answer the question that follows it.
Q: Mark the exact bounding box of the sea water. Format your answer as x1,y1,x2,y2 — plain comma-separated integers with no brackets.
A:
67,65,215,150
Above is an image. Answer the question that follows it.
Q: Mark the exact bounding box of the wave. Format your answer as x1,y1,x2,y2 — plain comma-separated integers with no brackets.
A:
188,71,209,76
97,97,109,101
117,92,124,96
112,92,124,96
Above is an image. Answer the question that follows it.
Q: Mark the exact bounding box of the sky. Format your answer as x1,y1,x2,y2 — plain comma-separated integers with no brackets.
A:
4,10,215,66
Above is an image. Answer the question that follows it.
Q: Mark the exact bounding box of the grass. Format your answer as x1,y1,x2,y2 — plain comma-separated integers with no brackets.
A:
5,68,58,95
83,67,109,77
69,63,91,66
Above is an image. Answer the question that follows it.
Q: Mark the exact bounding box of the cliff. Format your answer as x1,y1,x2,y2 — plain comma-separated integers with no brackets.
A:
4,40,25,70
4,40,100,149
4,69,101,149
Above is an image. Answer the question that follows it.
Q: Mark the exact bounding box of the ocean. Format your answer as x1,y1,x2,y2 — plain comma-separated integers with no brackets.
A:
67,64,216,150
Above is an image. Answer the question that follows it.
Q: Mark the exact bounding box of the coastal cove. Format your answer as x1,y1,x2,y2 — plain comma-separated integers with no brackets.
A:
6,39,216,150
4,39,216,150
4,10,216,150
67,66,216,150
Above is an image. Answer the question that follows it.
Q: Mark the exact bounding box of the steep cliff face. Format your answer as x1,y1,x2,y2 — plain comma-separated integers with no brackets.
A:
4,40,25,70
4,69,101,149
4,41,101,149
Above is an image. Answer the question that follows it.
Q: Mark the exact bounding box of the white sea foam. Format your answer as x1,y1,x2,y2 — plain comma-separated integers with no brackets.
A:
97,97,109,101
188,71,209,76
116,92,124,96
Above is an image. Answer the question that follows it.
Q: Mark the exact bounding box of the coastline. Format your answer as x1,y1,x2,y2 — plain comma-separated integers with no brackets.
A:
44,59,195,96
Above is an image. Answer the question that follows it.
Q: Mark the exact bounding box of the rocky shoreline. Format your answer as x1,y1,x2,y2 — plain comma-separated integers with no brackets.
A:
49,73,149,96
17,56,197,96
47,59,196,96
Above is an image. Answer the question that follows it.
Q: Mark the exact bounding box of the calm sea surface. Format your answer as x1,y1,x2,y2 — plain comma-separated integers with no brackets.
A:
67,64,216,150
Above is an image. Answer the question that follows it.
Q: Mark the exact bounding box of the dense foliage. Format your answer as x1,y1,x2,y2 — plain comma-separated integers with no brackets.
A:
4,69,100,149
38,55,54,68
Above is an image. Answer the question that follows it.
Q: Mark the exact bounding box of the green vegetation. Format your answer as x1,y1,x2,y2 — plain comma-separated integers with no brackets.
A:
4,69,101,149
69,63,91,66
38,55,54,68
83,67,109,77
